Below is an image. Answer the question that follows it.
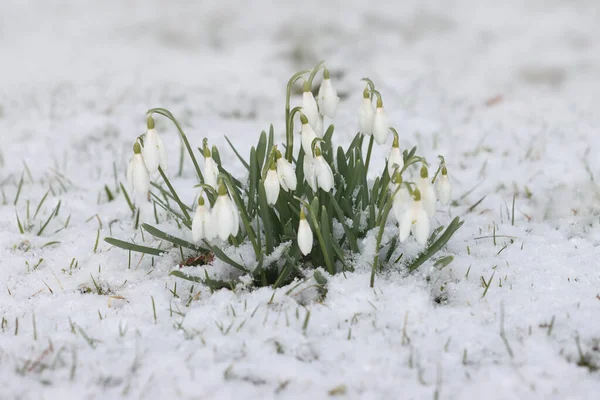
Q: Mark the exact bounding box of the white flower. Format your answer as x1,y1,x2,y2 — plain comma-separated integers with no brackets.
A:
303,154,318,192
297,210,313,256
391,177,411,223
192,196,213,242
302,80,319,129
372,101,389,145
317,69,338,118
315,114,324,138
264,165,280,206
202,144,220,189
358,88,374,136
399,190,430,246
276,151,297,192
300,114,318,156
212,184,239,241
314,150,334,192
142,116,167,174
127,140,150,202
387,135,404,178
436,167,452,206
417,167,437,217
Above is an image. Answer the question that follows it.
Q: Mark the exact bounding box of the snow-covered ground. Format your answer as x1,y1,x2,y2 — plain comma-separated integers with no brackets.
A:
1,0,599,398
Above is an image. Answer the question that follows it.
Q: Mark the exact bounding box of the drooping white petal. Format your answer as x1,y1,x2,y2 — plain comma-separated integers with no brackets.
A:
301,123,318,156
142,129,161,174
399,210,414,243
277,158,297,192
315,155,334,192
157,134,168,171
204,157,219,188
303,155,318,192
359,98,375,136
412,209,430,246
302,91,319,129
436,174,452,205
213,196,235,241
192,204,209,243
315,115,324,138
318,78,338,118
418,177,437,216
372,107,389,145
297,218,313,256
264,169,280,206
229,197,239,237
132,154,150,200
392,187,410,223
387,147,404,178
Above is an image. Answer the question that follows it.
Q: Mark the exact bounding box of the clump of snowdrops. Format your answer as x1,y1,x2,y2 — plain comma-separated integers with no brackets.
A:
106,62,463,289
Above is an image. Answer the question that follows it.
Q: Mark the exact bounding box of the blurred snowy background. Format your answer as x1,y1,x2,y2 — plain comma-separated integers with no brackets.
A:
1,0,599,399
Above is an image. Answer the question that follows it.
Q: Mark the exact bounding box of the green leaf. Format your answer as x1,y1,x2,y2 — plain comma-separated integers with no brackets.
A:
433,255,454,270
267,124,275,154
119,182,135,213
256,130,268,171
224,135,250,171
336,146,348,177
248,147,259,217
37,200,61,236
329,194,359,253
313,270,328,285
104,237,165,256
257,180,274,255
170,270,234,292
142,223,207,253
158,167,191,222
319,206,335,275
150,193,191,228
204,242,249,273
384,236,398,263
407,217,464,272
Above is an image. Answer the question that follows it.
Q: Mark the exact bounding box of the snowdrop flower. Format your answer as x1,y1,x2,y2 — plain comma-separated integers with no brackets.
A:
300,114,318,156
202,141,220,189
391,173,410,224
317,68,339,118
387,131,404,178
192,195,214,243
275,150,297,192
302,80,319,130
358,87,374,136
303,153,318,192
264,162,280,206
372,96,389,145
127,140,150,201
297,209,313,256
314,147,334,192
142,115,168,174
436,166,452,206
212,183,240,241
399,189,430,246
417,166,437,216
315,114,324,138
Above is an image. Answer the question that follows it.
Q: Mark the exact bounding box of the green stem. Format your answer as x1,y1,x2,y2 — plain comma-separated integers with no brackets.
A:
285,71,310,162
307,60,325,87
147,108,204,184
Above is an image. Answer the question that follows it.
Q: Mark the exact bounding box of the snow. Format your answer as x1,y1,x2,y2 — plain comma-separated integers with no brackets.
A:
1,0,600,398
